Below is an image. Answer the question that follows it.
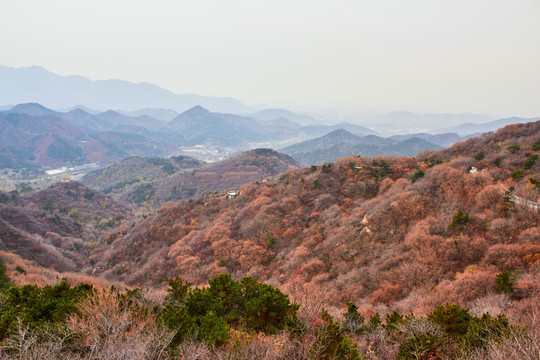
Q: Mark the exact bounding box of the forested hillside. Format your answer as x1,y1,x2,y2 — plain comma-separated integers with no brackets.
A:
0,122,539,359
93,121,539,321
0,181,131,272
82,155,205,207
83,149,300,208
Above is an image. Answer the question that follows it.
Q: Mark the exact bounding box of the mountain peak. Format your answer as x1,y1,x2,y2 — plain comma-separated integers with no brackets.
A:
325,128,355,136
67,108,91,116
0,66,252,113
98,110,121,116
321,128,360,141
170,105,212,124
7,103,57,116
183,105,209,114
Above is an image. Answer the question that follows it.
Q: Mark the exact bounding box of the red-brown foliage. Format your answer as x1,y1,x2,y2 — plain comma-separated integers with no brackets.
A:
82,121,540,320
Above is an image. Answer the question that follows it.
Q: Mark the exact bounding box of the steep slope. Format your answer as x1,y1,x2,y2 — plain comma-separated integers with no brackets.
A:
282,129,442,165
82,155,205,207
0,181,131,272
93,121,540,318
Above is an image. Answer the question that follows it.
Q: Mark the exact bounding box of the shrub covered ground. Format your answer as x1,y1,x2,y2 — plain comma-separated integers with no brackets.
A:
0,269,537,359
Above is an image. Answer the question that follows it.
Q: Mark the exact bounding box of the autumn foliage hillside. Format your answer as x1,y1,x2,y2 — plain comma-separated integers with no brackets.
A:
82,155,205,207
83,149,300,208
94,121,540,328
0,181,131,272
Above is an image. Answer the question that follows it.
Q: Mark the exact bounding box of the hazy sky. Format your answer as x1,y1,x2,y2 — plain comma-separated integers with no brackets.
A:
1,0,539,116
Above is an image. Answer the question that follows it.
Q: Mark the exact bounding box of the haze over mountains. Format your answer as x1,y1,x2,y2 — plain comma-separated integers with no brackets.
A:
2,98,539,179
0,65,252,114
1,66,539,360
432,117,540,136
2,0,540,355
356,111,498,135
388,132,462,147
247,108,320,125
281,129,444,166
1,115,539,359
0,102,386,173
0,65,538,184
0,104,174,171
3,65,538,137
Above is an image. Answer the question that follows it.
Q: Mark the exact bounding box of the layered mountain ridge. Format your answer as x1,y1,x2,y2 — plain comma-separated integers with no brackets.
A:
282,129,444,165
82,149,299,207
0,65,252,113
77,121,540,320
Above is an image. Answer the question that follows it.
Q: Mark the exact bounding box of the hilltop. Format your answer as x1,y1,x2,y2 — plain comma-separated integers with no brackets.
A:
167,106,265,145
83,149,300,207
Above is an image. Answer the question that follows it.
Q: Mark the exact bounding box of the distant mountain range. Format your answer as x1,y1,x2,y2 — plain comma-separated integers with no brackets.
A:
432,117,540,136
120,108,179,121
0,103,384,172
246,109,320,125
0,65,252,113
0,103,177,170
167,105,379,145
168,106,266,145
1,101,537,174
353,111,498,135
282,129,443,166
388,132,462,147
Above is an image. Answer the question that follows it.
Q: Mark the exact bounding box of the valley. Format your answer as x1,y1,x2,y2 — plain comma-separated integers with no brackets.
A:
0,119,539,359
2,2,539,357
1,99,537,189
